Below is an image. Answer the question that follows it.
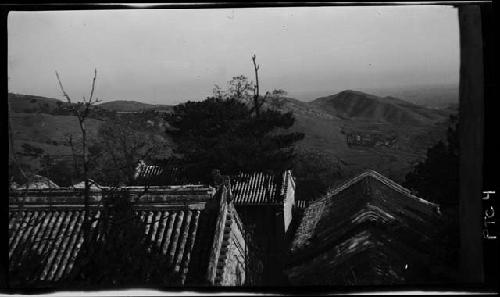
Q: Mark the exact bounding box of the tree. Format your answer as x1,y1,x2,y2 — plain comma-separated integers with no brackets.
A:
165,55,304,182
39,155,79,187
403,115,459,281
165,97,304,182
213,75,254,101
61,116,171,287
212,55,282,115
55,69,100,244
88,116,170,186
251,54,264,116
403,115,459,208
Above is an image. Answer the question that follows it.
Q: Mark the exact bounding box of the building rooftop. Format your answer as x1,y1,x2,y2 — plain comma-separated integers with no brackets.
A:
231,170,294,205
286,170,442,285
132,162,296,206
8,184,243,287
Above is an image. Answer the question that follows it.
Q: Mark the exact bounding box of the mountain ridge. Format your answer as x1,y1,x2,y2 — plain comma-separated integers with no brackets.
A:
9,90,455,185
311,90,449,126
97,100,173,112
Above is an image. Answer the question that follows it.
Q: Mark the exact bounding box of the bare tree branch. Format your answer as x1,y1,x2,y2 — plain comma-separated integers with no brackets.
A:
54,69,99,247
88,69,97,104
251,54,264,116
55,71,72,104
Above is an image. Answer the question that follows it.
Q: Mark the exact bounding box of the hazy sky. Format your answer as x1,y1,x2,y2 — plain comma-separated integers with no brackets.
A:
8,6,459,105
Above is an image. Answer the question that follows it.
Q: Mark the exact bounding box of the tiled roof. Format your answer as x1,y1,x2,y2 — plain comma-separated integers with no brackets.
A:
9,209,100,283
295,200,309,210
286,170,442,285
324,170,440,211
231,170,293,205
134,161,164,180
132,162,296,204
8,185,225,287
137,208,203,284
132,161,190,186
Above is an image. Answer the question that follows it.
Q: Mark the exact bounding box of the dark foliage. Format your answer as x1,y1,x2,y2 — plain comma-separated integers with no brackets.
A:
39,156,82,187
88,116,169,186
403,115,459,208
403,115,459,281
165,97,304,183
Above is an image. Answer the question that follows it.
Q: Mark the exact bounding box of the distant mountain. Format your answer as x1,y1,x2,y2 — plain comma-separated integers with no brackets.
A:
8,93,173,114
311,90,449,126
266,90,455,184
291,84,458,109
97,100,173,113
361,84,458,109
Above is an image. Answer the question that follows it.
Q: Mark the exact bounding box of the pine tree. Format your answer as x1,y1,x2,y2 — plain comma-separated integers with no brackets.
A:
164,97,304,182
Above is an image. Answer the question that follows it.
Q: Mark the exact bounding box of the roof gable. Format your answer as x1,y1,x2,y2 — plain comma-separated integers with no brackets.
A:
324,170,439,210
290,170,442,261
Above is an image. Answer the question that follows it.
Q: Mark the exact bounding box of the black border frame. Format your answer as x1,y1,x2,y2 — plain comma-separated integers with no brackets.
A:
1,1,496,295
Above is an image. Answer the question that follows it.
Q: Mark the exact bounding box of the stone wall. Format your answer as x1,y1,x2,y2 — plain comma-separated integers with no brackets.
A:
283,171,296,234
206,186,229,284
218,204,247,286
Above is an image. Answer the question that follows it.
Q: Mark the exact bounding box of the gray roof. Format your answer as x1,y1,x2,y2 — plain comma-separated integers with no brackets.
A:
231,170,293,205
286,170,442,285
8,185,245,287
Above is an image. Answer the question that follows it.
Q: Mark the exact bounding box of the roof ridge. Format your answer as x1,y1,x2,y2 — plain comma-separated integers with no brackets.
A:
9,186,217,206
322,169,439,210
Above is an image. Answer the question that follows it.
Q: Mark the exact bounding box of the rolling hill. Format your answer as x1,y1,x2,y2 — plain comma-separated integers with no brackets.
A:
291,83,458,109
311,90,449,126
265,90,454,187
97,100,173,113
362,84,459,109
8,93,64,114
9,90,456,189
8,93,173,174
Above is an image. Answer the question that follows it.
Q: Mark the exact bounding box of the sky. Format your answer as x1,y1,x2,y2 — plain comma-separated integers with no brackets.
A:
8,6,460,105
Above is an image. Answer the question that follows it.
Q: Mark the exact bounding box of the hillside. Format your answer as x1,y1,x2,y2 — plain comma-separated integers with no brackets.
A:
362,84,459,109
311,90,449,126
291,84,458,109
9,112,104,172
8,93,64,114
8,93,173,175
9,91,456,190
266,91,455,186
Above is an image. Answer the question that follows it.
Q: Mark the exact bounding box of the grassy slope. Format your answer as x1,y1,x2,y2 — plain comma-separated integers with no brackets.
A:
9,91,455,189
8,93,63,113
10,112,104,171
97,100,173,112
267,93,454,188
311,90,449,126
